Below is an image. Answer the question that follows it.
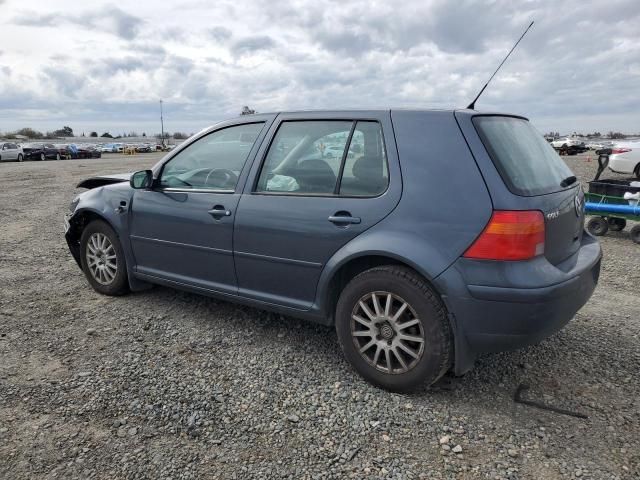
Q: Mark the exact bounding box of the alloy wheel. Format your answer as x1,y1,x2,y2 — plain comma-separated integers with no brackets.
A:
350,291,425,374
85,233,118,285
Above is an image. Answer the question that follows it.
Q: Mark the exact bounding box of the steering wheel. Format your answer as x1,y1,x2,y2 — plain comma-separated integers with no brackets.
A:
203,168,238,189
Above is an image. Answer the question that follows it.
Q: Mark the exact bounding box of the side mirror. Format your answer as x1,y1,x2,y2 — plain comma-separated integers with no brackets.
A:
130,170,153,189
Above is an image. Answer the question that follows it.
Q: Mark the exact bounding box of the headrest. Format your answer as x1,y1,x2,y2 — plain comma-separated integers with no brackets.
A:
352,155,382,181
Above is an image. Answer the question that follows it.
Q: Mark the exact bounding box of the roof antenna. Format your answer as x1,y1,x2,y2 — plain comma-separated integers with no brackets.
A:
467,20,534,110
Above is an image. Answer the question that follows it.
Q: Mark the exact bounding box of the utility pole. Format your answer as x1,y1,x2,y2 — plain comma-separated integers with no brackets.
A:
160,99,165,148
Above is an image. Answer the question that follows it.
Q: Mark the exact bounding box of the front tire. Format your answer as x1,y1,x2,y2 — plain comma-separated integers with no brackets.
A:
40,153,45,161
335,266,452,392
56,153,61,161
17,154,23,162
80,220,129,296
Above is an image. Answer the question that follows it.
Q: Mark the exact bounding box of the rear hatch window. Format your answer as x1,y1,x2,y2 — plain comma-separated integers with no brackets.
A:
473,116,574,196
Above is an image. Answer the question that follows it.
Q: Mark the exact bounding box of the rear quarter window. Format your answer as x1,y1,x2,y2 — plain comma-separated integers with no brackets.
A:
473,116,574,196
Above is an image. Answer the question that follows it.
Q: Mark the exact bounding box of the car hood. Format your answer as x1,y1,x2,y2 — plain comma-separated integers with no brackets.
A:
77,172,132,189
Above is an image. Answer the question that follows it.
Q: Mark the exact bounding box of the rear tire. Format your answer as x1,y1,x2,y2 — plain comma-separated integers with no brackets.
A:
335,266,452,392
634,164,640,180
608,218,626,231
630,225,640,245
80,220,129,296
17,154,23,162
56,153,61,160
587,217,609,236
40,153,45,161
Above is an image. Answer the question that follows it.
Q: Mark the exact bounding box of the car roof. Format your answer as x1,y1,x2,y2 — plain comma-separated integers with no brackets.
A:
221,108,524,122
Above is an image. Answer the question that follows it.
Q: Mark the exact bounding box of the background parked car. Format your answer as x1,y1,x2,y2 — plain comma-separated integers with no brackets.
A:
608,141,640,178
0,142,24,162
54,144,73,159
21,143,62,160
136,144,152,153
100,143,124,153
551,136,582,149
586,141,612,151
551,137,588,155
100,143,117,153
76,144,102,158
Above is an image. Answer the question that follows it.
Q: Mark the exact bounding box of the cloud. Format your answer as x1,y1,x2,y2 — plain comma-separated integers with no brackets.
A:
13,12,57,27
1,0,639,134
209,26,232,42
94,6,142,40
231,35,276,55
13,5,143,39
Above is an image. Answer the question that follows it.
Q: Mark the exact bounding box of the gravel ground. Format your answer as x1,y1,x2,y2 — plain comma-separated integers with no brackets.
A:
0,152,638,480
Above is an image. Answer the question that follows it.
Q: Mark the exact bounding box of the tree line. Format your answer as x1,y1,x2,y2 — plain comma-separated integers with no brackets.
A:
544,131,638,139
2,127,193,140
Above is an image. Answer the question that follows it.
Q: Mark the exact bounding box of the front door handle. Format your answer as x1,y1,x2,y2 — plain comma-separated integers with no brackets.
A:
208,205,231,218
328,211,361,225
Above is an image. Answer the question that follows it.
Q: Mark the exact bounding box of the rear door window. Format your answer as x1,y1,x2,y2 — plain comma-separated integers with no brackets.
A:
473,116,574,196
256,121,352,195
339,121,388,196
255,120,388,196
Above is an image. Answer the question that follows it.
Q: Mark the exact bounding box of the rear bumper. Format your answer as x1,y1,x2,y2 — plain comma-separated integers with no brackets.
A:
435,233,602,374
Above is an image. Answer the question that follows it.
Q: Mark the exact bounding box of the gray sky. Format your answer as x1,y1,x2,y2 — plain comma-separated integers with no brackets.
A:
1,0,639,135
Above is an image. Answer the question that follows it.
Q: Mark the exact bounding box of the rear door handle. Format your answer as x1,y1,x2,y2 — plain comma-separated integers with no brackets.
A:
208,205,231,218
328,212,361,225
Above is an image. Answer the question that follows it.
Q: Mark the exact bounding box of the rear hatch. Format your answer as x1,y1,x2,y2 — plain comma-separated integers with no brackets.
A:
471,115,584,265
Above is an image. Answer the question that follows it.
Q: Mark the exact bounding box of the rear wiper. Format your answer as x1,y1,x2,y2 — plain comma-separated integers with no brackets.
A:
560,175,577,188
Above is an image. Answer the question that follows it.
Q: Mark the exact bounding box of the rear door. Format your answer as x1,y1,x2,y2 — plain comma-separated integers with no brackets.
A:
233,111,402,309
9,144,19,160
457,113,585,265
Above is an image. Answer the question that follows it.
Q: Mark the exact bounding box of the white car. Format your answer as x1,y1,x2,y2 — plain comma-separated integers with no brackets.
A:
550,137,583,149
586,141,612,151
0,142,24,162
608,141,640,178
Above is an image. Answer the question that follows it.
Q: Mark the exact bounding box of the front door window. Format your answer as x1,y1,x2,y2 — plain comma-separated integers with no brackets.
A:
160,122,264,191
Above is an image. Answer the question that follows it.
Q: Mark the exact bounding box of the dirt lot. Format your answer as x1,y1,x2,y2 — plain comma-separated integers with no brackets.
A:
0,152,638,479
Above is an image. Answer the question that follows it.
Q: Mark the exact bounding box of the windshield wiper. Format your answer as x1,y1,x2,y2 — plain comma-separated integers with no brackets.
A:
560,175,577,188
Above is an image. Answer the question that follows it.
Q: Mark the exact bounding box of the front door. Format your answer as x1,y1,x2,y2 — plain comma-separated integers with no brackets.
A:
130,121,267,294
2,143,17,160
234,113,402,309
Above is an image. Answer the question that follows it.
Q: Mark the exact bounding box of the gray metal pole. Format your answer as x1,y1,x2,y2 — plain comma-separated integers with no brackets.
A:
160,99,165,147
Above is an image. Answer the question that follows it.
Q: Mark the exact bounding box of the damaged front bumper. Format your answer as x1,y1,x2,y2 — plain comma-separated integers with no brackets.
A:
64,213,82,268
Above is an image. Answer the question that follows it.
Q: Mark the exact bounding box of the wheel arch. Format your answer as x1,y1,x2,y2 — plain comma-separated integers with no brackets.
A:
66,208,119,265
66,207,151,292
68,208,118,241
320,252,445,326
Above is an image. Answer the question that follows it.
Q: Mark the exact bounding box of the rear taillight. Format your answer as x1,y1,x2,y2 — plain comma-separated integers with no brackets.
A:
463,210,545,261
611,148,632,155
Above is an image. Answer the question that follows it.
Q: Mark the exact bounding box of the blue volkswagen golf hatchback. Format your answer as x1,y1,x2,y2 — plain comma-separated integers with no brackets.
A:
65,109,601,391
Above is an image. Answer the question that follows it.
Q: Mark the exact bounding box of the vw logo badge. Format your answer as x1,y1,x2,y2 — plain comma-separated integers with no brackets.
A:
574,193,584,217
